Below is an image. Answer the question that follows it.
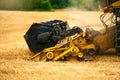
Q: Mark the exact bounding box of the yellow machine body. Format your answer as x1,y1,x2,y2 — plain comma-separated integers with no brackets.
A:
30,32,96,61
100,0,120,12
97,0,120,54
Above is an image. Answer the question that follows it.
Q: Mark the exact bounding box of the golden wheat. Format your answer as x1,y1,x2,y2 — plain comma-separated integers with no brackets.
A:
0,10,120,80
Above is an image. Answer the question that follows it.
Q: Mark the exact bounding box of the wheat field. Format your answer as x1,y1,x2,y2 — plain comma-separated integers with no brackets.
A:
0,10,120,80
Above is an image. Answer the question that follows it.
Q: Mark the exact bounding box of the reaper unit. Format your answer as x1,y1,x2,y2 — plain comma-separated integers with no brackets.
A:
24,20,96,61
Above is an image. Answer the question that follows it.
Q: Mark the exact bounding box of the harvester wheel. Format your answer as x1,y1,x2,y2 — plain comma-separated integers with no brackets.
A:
78,52,84,58
73,46,79,53
87,49,96,55
46,52,54,59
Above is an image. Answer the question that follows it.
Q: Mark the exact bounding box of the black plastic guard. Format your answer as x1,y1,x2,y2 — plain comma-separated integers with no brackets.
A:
24,20,68,53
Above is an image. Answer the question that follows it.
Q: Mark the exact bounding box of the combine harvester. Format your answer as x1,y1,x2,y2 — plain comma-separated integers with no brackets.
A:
24,0,120,61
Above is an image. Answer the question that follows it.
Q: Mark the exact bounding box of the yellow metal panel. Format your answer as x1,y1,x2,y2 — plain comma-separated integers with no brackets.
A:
112,0,120,7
